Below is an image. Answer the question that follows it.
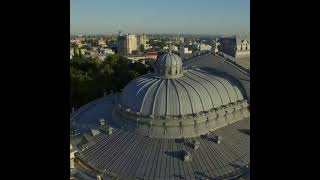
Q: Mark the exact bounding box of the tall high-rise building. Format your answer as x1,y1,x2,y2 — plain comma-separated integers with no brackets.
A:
116,34,137,55
126,34,138,54
137,33,148,50
116,34,127,55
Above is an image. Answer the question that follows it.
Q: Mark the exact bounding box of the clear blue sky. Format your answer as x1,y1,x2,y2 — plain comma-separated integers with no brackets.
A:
71,0,250,35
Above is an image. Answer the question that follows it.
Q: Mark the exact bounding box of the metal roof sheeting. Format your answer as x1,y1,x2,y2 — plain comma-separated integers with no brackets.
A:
120,69,244,116
79,118,250,179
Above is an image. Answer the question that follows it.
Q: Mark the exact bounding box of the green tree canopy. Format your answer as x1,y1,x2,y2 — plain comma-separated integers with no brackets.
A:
70,54,148,112
140,44,145,52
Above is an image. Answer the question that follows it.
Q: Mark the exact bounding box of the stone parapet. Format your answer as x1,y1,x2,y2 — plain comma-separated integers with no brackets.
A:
112,100,250,138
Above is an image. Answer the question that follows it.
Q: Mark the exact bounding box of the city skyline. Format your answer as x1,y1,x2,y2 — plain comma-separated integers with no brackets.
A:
71,0,250,35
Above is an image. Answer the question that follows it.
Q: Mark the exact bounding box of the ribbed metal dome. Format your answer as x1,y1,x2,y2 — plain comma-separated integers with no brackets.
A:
112,52,249,138
154,52,184,79
155,52,182,67
119,68,244,116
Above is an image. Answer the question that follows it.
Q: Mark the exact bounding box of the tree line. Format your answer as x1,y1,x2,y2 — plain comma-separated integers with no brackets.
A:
70,54,152,112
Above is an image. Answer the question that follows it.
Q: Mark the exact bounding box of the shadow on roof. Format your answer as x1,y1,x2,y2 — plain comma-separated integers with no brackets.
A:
164,150,183,161
238,129,250,136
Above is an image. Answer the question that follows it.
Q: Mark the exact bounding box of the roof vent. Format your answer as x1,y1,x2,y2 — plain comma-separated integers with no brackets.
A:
216,135,223,144
182,150,192,162
192,140,200,150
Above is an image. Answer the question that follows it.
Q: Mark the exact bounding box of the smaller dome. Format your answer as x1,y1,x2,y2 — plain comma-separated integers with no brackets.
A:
154,52,183,79
155,53,182,67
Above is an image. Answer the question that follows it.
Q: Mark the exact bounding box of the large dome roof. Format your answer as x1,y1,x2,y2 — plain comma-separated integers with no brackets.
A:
119,68,244,116
112,52,249,138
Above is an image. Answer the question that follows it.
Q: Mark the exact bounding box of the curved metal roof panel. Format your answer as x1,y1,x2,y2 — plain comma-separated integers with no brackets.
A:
120,69,244,116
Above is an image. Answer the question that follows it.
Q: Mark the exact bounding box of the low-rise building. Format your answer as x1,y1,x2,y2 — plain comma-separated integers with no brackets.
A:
145,50,158,60
218,36,250,58
175,36,184,43
98,48,114,55
199,43,212,51
179,46,192,60
98,38,107,47
181,47,192,54
163,45,178,51
125,54,147,61
104,48,114,55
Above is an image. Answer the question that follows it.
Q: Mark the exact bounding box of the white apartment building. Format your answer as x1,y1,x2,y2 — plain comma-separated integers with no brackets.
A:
104,48,114,55
117,33,149,55
137,33,148,49
163,45,178,51
127,34,138,54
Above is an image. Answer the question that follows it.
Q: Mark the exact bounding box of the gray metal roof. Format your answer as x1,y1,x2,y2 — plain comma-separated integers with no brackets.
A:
153,52,184,79
183,53,250,101
78,118,250,180
71,53,250,179
120,68,243,116
155,53,182,67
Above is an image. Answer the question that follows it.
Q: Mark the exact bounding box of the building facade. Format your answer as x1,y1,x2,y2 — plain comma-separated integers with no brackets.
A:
137,33,148,50
199,43,212,51
175,36,184,43
117,34,144,55
235,39,250,57
218,36,250,58
116,35,127,55
127,34,138,54
145,50,158,60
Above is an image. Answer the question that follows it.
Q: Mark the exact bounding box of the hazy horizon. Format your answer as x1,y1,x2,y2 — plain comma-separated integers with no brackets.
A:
71,0,250,35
